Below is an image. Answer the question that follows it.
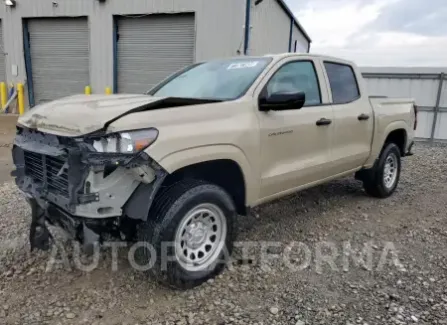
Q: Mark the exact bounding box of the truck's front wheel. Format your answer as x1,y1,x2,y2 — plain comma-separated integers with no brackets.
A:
136,180,236,289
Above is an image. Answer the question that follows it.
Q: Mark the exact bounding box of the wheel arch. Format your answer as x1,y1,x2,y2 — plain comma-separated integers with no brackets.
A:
124,146,255,221
384,128,407,156
364,121,409,168
159,158,248,216
122,146,255,220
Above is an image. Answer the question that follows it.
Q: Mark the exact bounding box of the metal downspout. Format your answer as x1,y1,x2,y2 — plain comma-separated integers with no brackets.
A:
244,0,251,55
23,21,35,107
112,18,119,94
288,18,293,52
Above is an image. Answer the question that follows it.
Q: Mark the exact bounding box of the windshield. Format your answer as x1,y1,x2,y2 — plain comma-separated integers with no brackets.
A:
150,58,272,100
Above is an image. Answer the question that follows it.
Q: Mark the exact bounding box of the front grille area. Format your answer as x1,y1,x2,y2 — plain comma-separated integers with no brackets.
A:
24,151,69,197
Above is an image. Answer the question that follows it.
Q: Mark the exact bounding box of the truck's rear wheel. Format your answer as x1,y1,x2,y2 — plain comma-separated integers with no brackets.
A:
136,180,236,289
363,143,401,198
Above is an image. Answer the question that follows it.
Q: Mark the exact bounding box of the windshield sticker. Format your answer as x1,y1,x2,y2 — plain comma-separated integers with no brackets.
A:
227,61,259,70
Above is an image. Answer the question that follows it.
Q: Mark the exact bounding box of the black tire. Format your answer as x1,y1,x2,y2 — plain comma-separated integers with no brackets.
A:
363,143,401,198
136,179,236,289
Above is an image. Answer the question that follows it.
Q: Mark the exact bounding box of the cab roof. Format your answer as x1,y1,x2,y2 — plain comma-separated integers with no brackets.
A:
199,53,356,69
261,53,355,66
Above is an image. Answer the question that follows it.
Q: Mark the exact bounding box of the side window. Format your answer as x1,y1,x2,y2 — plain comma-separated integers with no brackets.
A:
324,62,360,104
266,61,321,106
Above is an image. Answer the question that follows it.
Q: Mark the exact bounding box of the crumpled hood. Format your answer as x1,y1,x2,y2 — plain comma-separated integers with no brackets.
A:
17,94,166,137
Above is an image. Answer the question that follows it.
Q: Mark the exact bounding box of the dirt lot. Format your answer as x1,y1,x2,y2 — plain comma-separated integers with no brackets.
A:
0,143,446,325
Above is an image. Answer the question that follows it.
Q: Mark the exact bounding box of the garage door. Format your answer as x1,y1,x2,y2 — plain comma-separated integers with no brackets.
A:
0,21,6,83
116,14,195,94
25,18,89,106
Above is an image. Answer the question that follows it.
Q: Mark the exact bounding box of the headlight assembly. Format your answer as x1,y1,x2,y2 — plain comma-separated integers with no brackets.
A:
93,128,158,154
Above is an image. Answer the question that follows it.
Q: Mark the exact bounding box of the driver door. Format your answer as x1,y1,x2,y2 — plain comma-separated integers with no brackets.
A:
256,58,334,201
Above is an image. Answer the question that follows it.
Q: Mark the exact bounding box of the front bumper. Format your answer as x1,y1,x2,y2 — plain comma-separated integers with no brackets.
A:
12,128,166,220
28,198,111,250
13,128,168,250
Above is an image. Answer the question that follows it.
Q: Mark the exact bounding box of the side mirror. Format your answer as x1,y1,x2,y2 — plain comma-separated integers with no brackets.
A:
259,91,306,111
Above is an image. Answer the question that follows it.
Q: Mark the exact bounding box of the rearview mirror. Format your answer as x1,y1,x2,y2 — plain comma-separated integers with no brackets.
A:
259,91,306,111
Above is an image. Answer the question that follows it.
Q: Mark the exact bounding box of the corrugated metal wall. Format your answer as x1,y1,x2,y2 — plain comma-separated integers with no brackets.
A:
0,0,310,109
0,0,246,107
0,20,5,82
250,0,291,55
0,21,6,82
249,0,310,56
361,68,447,142
292,24,309,53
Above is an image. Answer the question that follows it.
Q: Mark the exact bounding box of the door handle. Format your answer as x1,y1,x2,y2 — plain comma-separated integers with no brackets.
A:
358,113,370,121
316,118,332,126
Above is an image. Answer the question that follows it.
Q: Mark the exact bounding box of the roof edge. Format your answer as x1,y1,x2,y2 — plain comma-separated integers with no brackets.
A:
360,66,447,75
275,0,312,44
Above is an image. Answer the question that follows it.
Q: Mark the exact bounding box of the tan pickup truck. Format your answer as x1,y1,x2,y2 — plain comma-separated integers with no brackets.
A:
12,53,416,288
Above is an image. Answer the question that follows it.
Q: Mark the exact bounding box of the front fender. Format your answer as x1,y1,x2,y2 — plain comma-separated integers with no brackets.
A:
157,145,258,206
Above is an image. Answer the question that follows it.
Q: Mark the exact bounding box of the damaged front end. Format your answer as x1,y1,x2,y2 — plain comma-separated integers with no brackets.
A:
12,127,167,251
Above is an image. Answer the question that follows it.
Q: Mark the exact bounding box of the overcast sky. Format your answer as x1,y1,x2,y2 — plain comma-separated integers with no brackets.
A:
285,0,447,66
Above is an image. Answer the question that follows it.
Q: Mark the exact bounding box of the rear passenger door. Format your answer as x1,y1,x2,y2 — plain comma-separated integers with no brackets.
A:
323,61,374,174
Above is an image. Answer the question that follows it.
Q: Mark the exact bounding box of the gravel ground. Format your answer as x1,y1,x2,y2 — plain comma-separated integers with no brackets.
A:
1,143,446,325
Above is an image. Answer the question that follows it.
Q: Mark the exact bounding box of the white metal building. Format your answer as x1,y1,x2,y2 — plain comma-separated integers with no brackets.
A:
0,0,311,109
362,67,447,142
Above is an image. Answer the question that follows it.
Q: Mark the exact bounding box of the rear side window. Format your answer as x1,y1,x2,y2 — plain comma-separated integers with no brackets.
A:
324,62,360,104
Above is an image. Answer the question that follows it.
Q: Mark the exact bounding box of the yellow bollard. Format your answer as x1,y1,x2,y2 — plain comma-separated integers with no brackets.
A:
85,86,92,95
0,82,7,109
105,87,112,95
17,83,25,115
